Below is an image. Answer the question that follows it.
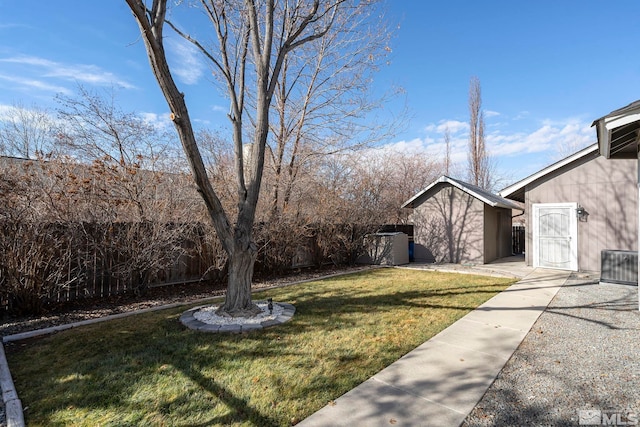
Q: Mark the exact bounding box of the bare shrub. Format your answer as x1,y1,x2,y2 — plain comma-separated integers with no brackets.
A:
254,218,317,276
0,222,83,315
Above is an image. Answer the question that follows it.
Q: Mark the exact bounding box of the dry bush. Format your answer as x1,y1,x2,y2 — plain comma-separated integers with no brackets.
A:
0,83,445,315
254,218,317,275
0,147,211,314
0,222,84,315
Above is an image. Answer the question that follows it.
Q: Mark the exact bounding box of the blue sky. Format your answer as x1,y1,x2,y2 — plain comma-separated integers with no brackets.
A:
1,1,640,187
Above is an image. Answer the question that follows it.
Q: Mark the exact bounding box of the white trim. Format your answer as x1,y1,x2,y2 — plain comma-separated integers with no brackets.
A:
603,111,640,130
593,100,640,159
403,176,521,210
596,120,611,158
532,203,578,271
499,144,599,199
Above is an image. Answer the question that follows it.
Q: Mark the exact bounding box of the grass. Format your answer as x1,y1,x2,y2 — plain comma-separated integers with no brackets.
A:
7,268,516,426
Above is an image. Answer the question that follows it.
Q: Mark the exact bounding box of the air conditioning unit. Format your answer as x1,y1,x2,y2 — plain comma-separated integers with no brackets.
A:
600,250,638,285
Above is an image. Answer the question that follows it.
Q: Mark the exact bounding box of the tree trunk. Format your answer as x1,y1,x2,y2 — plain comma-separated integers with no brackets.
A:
216,240,261,317
126,0,348,318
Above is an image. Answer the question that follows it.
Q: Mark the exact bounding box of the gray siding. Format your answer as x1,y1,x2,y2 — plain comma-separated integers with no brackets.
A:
411,185,485,264
524,153,637,272
483,206,513,263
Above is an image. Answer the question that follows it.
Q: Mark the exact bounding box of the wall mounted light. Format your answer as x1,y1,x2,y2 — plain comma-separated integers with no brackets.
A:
577,205,589,222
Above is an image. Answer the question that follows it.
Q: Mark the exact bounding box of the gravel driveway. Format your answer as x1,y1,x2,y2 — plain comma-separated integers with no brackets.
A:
463,273,640,426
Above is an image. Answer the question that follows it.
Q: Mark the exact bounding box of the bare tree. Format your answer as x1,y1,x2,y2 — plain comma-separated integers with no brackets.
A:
55,86,174,221
444,126,452,176
53,88,205,296
264,4,394,219
467,76,493,189
0,103,55,158
549,134,592,162
126,0,355,316
315,149,440,226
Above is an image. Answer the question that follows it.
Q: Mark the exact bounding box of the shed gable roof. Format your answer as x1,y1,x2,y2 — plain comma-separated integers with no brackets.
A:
402,176,522,210
498,143,599,203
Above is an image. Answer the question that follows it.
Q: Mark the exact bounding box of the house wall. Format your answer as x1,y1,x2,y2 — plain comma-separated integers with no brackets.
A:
524,153,637,272
411,185,485,264
483,206,513,263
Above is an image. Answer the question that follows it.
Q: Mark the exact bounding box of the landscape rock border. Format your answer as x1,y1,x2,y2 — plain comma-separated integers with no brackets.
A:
180,301,296,333
0,342,24,427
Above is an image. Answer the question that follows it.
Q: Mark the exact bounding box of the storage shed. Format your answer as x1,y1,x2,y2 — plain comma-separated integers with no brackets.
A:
359,232,410,266
402,176,521,264
499,143,638,272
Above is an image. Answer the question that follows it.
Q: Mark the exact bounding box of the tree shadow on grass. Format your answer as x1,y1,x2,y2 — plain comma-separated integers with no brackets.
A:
10,271,516,426
12,325,288,426
170,360,280,427
287,286,513,322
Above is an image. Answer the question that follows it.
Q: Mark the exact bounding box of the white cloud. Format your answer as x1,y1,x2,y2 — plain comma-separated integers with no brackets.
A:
0,55,135,89
140,111,172,131
0,73,72,94
487,127,555,156
425,111,502,136
372,108,597,186
0,103,14,119
0,103,62,134
384,116,596,174
0,23,29,30
512,111,530,120
382,137,434,154
484,118,594,158
381,134,468,164
438,120,468,134
425,119,468,135
166,38,205,85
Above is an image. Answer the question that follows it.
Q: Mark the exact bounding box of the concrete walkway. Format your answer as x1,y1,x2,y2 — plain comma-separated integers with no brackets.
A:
299,265,571,427
402,255,534,279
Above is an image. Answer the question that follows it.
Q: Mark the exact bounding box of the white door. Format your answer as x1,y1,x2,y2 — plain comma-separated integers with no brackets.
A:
532,203,578,271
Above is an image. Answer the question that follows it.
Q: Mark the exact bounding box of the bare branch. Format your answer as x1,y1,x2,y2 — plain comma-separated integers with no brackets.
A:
126,0,234,252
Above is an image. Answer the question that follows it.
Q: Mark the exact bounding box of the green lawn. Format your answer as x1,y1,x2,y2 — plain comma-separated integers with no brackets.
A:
7,268,515,426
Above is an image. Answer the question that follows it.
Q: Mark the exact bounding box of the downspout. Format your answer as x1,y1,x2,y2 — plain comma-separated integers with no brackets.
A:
512,211,525,219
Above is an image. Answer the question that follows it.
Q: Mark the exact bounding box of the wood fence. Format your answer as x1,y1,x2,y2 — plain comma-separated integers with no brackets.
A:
512,225,525,255
2,221,391,313
0,222,215,313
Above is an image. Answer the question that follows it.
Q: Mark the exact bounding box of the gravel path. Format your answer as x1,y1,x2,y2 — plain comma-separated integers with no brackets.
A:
463,274,640,426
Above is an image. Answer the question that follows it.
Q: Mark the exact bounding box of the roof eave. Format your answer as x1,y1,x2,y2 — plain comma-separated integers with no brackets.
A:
449,179,520,210
401,177,447,208
403,175,522,211
594,100,640,159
